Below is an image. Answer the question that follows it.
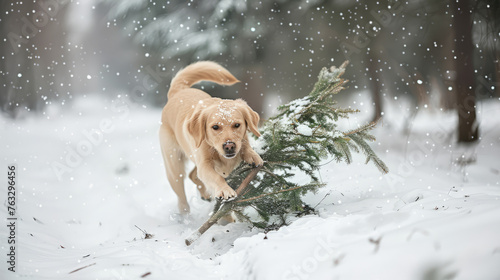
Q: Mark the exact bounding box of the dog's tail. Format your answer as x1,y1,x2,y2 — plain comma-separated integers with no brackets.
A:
168,61,240,98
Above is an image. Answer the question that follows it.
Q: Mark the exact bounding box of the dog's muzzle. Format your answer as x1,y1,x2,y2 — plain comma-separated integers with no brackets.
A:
223,141,236,158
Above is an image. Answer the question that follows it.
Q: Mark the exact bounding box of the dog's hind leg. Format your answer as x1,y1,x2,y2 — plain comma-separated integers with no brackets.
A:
159,124,189,214
189,167,211,201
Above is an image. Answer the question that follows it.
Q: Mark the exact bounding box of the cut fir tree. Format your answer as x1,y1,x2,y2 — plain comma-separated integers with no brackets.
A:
186,61,388,246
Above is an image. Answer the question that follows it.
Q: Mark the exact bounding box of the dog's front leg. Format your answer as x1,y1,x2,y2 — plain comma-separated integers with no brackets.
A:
196,162,237,201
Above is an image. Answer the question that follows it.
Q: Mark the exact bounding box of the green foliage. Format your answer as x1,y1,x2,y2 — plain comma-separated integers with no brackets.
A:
226,61,389,229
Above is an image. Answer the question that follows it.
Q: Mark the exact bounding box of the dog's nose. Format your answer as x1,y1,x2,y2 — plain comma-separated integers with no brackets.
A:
223,141,236,154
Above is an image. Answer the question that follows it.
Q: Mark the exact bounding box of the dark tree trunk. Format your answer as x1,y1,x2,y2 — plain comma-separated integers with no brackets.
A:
496,51,500,97
367,50,383,122
451,0,479,143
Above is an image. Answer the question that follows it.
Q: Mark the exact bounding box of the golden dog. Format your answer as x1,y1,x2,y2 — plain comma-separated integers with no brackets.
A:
160,61,263,214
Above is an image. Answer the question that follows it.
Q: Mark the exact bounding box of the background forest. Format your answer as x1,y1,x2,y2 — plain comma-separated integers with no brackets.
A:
1,0,499,143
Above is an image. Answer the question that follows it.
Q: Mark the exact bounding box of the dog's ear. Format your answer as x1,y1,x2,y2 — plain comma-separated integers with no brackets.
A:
236,99,261,137
187,109,208,148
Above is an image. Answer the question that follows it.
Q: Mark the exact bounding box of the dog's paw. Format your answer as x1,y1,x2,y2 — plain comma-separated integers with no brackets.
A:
243,151,264,167
215,186,237,201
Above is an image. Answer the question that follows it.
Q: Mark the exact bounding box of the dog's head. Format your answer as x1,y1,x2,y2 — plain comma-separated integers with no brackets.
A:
187,99,260,159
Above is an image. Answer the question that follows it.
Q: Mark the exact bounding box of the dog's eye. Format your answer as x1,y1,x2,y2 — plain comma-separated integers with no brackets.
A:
234,123,240,128
212,125,219,130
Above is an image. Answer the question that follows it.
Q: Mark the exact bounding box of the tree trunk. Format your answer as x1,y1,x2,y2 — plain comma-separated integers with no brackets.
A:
451,0,479,143
495,51,500,97
367,50,383,122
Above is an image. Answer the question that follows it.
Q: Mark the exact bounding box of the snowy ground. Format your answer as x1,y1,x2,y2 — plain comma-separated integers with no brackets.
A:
1,93,500,280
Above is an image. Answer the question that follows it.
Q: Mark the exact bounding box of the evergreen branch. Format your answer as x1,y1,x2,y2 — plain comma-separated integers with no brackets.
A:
333,140,353,164
258,166,283,181
349,134,389,174
343,120,380,137
235,184,319,204
293,81,347,120
234,165,264,194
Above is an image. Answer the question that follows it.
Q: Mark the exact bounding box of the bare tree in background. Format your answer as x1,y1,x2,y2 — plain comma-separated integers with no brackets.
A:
451,0,479,143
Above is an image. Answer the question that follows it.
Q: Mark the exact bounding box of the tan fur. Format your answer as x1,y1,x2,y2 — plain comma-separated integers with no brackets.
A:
160,61,263,214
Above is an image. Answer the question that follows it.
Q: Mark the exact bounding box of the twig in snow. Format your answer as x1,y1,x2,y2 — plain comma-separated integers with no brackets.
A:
135,225,154,239
313,190,332,209
447,186,458,195
369,236,382,253
33,217,44,224
333,254,346,266
69,263,96,274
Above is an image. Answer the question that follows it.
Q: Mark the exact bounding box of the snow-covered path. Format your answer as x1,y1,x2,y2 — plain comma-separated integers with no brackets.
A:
1,96,499,279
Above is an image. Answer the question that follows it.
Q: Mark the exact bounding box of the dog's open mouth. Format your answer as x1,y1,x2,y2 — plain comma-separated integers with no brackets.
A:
223,153,236,159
